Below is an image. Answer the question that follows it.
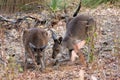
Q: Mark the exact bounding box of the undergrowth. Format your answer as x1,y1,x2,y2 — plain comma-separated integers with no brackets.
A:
0,56,23,80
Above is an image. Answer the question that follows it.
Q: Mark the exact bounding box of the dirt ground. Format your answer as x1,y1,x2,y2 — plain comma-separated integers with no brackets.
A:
0,5,120,80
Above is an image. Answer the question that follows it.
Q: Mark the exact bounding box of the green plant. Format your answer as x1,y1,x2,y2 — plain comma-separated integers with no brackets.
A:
0,56,23,80
20,4,33,11
49,0,67,12
86,26,97,63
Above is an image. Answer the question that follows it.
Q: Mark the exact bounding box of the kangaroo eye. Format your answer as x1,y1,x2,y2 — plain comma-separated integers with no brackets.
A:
39,48,43,51
55,49,60,52
31,47,37,52
33,48,37,52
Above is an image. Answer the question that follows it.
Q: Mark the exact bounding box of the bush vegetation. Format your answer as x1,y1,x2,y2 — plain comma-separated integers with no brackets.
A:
0,0,119,13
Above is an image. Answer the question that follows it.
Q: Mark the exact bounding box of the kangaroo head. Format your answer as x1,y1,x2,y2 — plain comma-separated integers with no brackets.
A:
29,42,46,55
52,36,63,59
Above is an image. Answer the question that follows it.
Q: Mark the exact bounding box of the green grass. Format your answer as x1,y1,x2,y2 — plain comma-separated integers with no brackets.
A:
49,0,67,12
0,56,23,79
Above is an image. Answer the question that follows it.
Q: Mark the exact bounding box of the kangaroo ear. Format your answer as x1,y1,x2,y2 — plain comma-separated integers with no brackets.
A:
50,29,57,41
29,42,36,49
58,37,63,44
29,42,37,51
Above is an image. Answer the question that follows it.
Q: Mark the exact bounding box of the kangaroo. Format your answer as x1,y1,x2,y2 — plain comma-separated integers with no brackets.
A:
51,0,96,66
22,28,48,71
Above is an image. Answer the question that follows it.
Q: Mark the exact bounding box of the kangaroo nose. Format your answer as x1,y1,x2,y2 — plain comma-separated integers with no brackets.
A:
52,55,55,59
37,61,40,65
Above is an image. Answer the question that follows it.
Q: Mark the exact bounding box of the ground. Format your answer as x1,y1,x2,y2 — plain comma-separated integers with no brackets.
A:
0,5,120,80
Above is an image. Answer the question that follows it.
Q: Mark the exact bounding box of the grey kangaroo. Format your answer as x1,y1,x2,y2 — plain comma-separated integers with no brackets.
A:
23,28,48,71
51,0,96,66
